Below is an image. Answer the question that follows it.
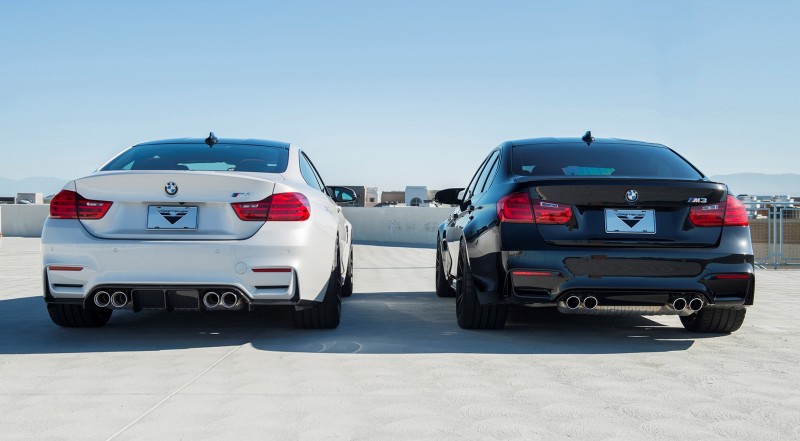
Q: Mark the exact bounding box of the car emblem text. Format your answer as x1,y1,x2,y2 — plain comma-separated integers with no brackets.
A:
625,189,639,204
165,182,178,196
687,197,707,204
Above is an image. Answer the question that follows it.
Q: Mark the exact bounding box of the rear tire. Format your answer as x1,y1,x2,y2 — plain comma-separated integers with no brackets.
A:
341,247,354,298
455,242,507,329
435,246,455,298
47,303,112,328
680,307,746,333
293,265,342,329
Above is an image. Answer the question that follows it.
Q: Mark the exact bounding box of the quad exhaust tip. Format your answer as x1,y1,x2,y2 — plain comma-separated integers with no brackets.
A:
203,292,221,309
565,295,581,310
688,297,704,312
93,291,111,308
110,291,128,308
672,298,687,311
220,292,239,309
582,296,598,310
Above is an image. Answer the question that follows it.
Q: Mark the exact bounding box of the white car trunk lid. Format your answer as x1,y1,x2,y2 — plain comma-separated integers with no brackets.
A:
75,171,279,240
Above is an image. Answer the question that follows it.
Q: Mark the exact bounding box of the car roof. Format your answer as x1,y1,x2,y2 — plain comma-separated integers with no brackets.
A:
508,137,668,149
134,138,291,149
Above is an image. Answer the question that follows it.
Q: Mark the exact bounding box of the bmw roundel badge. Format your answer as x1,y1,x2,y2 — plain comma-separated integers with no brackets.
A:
625,189,638,204
165,182,178,196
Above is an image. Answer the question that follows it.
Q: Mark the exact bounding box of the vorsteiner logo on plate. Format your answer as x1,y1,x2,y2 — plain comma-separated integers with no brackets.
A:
158,209,187,225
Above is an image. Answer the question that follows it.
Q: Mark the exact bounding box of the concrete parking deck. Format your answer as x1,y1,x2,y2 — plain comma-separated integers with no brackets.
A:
1,237,799,440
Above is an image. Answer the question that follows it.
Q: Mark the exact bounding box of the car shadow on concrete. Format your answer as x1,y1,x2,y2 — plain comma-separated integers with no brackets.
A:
0,293,724,355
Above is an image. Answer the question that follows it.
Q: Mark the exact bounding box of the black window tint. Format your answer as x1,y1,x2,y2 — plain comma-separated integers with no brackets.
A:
465,157,490,200
299,154,324,192
101,143,289,173
475,151,500,195
511,143,703,179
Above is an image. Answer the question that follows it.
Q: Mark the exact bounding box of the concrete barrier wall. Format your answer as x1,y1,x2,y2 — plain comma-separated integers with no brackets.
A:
0,205,50,238
343,207,453,246
0,205,454,245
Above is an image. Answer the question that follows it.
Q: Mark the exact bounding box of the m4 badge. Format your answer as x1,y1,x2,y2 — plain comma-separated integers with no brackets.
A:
687,197,708,204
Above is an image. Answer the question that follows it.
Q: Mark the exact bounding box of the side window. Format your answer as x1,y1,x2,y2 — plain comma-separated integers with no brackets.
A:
464,157,490,202
299,153,324,192
475,151,500,196
303,153,328,195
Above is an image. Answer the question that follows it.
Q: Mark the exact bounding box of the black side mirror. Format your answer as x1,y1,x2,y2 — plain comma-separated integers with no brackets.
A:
328,186,358,203
434,188,464,206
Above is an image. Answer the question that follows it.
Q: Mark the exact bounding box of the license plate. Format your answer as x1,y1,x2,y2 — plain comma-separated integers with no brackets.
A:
605,209,655,234
147,206,198,230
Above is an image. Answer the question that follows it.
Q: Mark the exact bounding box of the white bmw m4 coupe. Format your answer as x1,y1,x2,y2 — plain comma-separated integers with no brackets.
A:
42,134,356,329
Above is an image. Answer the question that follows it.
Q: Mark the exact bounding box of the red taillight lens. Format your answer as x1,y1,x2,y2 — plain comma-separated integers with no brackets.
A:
49,190,112,219
723,195,749,226
497,193,572,225
232,192,311,222
497,193,534,223
533,200,573,225
689,195,748,227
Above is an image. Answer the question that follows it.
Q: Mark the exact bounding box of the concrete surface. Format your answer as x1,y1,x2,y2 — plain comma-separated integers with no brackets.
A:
0,237,799,440
0,204,49,237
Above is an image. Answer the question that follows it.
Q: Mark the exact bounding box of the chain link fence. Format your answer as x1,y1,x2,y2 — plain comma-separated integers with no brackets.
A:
744,202,800,268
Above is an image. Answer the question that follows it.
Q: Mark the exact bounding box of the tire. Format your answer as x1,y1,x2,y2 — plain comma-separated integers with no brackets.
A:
435,246,455,298
341,247,354,298
680,307,746,333
293,264,342,329
455,242,507,329
47,303,112,328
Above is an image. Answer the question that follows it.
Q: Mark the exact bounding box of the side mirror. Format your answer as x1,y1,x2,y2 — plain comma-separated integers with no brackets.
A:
434,188,465,206
328,186,358,203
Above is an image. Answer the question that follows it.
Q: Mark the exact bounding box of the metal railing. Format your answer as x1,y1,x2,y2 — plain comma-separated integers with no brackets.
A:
742,202,799,268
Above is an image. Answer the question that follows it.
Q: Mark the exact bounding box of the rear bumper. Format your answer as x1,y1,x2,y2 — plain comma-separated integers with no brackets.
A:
467,237,755,311
42,218,335,304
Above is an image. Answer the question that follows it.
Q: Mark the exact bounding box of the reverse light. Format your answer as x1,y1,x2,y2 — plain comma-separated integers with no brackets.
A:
533,200,573,225
689,195,748,227
47,265,84,271
49,190,112,220
232,192,311,221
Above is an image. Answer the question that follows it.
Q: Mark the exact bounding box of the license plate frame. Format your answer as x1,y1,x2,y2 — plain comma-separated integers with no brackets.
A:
146,206,198,230
604,209,656,234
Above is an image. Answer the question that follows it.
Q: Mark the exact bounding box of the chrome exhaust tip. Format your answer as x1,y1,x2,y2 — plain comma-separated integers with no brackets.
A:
565,295,581,310
688,298,704,312
220,292,239,309
203,292,220,309
671,298,687,311
110,291,128,308
93,291,111,308
582,296,598,310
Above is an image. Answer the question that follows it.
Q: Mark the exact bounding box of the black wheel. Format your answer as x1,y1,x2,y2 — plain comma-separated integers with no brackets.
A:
293,261,342,329
455,242,507,329
680,307,746,333
341,246,354,298
435,245,455,298
47,303,112,328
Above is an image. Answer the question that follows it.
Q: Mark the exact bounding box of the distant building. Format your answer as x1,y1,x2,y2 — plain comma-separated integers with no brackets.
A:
381,191,405,205
0,197,14,205
364,187,379,207
405,186,429,207
16,193,43,204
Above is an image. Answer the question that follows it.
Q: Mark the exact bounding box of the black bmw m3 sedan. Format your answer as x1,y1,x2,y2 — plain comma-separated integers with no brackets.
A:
434,133,754,333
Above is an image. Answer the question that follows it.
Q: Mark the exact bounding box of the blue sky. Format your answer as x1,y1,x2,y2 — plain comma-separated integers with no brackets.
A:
1,1,798,190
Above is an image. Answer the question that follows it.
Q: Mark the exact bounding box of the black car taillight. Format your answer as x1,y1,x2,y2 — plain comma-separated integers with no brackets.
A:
689,195,748,227
497,193,572,225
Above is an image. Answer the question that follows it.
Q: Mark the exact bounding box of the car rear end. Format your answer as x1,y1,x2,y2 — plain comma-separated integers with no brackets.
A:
495,140,754,325
43,141,335,320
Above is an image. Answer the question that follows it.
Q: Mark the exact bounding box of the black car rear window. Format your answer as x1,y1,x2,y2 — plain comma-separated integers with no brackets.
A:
100,143,290,173
511,143,703,179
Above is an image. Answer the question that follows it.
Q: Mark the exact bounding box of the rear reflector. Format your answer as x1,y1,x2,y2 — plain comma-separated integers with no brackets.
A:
712,274,750,280
512,270,554,277
689,195,749,227
251,268,292,273
232,192,311,221
48,265,83,271
50,190,113,220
